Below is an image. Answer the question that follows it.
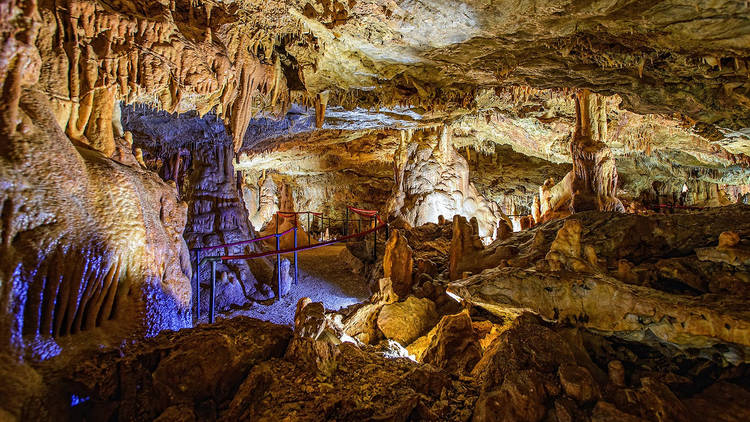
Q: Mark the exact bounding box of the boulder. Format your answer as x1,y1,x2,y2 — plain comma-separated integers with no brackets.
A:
377,296,438,345
471,315,577,390
341,301,386,345
545,219,591,272
718,231,741,248
472,370,547,422
696,232,750,266
293,298,342,343
420,310,482,376
558,363,599,403
284,337,340,377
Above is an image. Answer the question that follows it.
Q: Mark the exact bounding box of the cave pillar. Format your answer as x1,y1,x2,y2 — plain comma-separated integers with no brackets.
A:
569,89,624,213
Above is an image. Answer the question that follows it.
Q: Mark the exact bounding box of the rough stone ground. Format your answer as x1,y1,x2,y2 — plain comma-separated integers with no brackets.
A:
219,244,371,326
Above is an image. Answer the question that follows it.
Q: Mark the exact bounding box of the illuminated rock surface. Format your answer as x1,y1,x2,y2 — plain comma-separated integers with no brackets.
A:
2,0,750,420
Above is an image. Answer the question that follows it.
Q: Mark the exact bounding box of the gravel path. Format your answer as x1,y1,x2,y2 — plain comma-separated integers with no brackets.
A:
218,244,371,326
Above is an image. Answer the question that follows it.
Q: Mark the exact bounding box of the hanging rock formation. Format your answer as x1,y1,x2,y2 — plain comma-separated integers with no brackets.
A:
35,0,309,154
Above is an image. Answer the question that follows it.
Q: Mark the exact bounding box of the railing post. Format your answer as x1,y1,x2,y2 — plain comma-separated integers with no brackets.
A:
194,249,201,323
307,212,311,246
210,260,216,324
294,227,299,286
372,215,377,261
344,207,349,236
276,212,279,235
276,233,281,300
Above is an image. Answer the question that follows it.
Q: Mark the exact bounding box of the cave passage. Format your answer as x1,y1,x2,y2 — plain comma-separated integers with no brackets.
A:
2,1,750,421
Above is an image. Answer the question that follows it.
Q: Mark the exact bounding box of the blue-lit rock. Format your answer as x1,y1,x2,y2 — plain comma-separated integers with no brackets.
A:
0,90,193,363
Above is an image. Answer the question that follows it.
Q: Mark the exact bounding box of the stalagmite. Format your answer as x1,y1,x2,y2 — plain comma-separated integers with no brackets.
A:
314,90,329,128
385,126,507,242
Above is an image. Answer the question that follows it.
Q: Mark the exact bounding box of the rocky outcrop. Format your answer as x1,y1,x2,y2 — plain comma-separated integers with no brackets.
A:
449,212,750,360
445,204,750,287
66,317,292,421
468,313,750,422
386,126,507,242
696,231,750,267
420,310,482,377
51,316,479,421
449,214,518,281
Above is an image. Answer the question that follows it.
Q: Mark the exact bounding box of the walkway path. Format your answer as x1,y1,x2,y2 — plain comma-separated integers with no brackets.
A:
219,244,371,326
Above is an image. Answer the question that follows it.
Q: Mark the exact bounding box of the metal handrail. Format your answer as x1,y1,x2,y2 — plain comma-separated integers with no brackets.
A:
193,207,388,324
193,226,296,323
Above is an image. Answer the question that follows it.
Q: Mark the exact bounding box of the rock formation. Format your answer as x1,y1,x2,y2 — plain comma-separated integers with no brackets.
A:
569,89,625,213
386,126,507,242
122,106,277,308
449,205,750,362
1,89,192,361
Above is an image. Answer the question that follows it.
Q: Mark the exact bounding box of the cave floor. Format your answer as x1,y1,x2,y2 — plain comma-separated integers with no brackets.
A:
218,244,370,326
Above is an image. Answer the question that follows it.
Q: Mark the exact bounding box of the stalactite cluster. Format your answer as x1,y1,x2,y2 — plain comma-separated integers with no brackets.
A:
35,0,318,153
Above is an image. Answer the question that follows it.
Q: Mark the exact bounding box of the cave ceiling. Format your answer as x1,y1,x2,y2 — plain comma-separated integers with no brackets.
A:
22,0,750,156
293,0,750,134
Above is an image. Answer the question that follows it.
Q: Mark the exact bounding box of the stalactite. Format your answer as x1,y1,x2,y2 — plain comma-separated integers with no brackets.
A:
314,91,329,128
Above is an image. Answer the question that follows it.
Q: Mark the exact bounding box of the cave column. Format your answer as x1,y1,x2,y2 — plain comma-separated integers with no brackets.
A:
569,89,624,213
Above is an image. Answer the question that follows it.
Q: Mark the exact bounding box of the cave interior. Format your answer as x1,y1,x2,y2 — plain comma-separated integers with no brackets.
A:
2,0,750,420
